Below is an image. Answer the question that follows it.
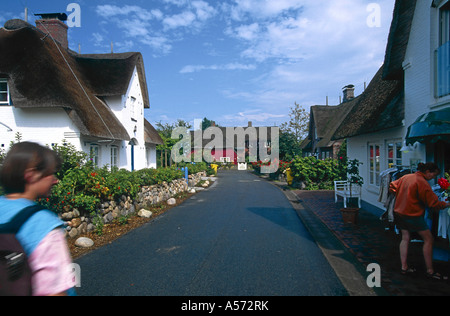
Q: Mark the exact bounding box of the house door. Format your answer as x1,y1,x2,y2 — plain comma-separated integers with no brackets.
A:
131,144,135,171
129,138,138,171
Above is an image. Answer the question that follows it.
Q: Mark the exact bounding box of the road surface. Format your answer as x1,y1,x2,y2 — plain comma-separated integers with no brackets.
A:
75,170,348,296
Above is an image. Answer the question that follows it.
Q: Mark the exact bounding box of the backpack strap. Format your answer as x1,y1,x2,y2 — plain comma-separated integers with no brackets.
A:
0,205,47,234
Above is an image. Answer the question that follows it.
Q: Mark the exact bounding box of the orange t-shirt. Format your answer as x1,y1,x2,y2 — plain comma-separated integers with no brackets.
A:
389,172,447,217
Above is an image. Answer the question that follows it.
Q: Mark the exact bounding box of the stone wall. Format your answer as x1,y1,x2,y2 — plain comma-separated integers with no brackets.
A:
64,171,207,239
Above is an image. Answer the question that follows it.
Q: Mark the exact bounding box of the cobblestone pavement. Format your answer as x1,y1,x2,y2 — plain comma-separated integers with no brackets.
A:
294,190,450,296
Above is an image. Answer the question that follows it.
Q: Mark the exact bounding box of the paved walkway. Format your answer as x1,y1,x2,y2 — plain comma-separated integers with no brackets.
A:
292,190,450,296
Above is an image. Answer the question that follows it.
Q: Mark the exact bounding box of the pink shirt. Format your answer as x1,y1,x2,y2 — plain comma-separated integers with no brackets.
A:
28,229,76,296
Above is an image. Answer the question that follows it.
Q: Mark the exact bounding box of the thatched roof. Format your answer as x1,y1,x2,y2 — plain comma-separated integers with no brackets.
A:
332,66,404,140
383,0,417,80
331,0,413,140
75,52,149,107
0,19,150,141
304,98,358,149
144,119,164,145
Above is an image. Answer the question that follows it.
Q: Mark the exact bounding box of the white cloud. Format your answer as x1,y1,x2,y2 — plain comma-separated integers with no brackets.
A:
219,0,395,113
163,0,217,30
226,0,305,20
95,4,172,54
97,5,161,21
221,109,287,125
227,23,260,41
180,63,256,73
96,1,216,53
192,1,217,21
93,0,395,126
163,11,197,29
91,32,106,48
161,0,189,6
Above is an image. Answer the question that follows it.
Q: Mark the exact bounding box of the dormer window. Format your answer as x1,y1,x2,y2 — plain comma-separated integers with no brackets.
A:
130,96,137,121
0,79,9,105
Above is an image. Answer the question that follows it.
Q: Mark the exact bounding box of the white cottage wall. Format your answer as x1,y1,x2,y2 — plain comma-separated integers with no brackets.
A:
402,0,433,127
345,2,443,212
104,66,147,171
347,127,405,213
0,107,81,149
0,68,154,173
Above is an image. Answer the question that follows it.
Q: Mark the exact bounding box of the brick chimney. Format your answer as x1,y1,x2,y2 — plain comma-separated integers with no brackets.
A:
342,84,355,103
34,13,68,49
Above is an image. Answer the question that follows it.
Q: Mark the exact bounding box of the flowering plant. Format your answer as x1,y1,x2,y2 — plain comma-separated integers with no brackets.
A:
438,174,450,204
438,177,450,191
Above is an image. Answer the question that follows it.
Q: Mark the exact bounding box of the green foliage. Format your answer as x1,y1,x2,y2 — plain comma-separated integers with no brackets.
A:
290,156,347,190
51,141,90,180
31,142,210,217
279,131,302,161
347,159,364,186
38,165,187,216
177,162,214,175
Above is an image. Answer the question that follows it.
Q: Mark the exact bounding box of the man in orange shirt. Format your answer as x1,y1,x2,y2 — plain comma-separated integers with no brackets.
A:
390,162,450,280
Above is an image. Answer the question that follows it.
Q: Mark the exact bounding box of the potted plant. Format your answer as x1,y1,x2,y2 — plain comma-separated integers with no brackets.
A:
340,159,363,224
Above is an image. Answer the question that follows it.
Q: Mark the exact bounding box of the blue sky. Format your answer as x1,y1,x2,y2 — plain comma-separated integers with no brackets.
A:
1,0,395,128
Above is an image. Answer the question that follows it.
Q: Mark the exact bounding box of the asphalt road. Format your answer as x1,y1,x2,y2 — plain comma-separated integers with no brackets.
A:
75,170,348,296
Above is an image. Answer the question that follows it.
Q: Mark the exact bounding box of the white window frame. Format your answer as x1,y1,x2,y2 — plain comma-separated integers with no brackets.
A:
368,143,381,187
386,139,403,169
90,144,100,167
130,96,137,121
110,146,119,168
436,1,450,98
440,1,450,46
0,79,9,105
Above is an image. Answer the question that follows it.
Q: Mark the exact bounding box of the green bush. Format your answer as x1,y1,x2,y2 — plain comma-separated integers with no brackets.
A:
290,156,346,190
177,162,215,176
38,165,187,216
1,141,212,216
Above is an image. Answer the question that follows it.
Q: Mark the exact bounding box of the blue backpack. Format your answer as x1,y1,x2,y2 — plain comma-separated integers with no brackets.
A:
0,205,45,296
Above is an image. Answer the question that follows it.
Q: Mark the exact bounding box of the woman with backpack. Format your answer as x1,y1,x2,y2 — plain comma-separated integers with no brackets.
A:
0,142,76,296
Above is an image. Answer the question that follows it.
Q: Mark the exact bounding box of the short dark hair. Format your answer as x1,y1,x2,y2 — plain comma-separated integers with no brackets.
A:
0,142,62,194
417,162,440,174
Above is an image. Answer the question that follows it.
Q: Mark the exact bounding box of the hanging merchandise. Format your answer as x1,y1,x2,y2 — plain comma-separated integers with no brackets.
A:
379,166,412,227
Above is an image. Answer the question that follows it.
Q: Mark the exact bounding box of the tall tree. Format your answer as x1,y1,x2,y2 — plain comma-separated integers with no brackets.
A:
155,120,192,167
280,102,309,142
278,102,309,160
201,117,219,130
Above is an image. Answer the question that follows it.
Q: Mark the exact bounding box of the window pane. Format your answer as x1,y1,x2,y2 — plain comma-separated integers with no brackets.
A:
376,145,381,185
396,142,402,163
370,145,375,185
0,82,7,92
111,147,118,167
0,93,7,102
387,143,394,167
